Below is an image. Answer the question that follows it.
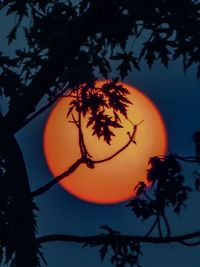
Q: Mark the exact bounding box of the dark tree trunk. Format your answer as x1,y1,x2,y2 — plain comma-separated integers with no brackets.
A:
0,113,41,267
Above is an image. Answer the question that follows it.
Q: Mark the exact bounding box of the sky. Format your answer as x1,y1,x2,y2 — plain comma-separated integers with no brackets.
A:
1,3,200,267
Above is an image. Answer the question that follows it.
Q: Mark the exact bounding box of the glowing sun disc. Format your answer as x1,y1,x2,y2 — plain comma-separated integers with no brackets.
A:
43,81,167,204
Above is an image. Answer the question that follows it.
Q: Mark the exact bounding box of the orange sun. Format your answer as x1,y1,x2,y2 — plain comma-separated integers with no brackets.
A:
43,81,167,204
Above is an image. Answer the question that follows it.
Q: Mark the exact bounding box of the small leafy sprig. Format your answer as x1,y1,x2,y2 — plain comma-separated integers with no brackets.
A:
83,225,141,267
67,80,132,144
127,155,192,237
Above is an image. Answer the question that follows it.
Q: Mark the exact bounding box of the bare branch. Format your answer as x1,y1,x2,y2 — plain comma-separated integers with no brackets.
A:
162,214,171,238
37,230,200,246
145,218,157,237
21,86,71,129
173,154,198,163
180,240,200,247
157,215,163,238
31,158,82,197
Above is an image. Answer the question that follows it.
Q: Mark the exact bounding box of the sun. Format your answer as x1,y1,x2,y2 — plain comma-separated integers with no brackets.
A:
43,81,167,204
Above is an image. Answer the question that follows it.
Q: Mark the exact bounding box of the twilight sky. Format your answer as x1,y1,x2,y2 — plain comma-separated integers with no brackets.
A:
1,4,200,267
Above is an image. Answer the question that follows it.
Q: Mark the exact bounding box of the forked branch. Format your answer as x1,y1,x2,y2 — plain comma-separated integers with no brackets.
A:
93,120,143,164
31,120,142,197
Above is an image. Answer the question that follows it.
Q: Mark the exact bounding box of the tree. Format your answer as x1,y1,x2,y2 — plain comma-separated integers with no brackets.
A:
0,0,199,266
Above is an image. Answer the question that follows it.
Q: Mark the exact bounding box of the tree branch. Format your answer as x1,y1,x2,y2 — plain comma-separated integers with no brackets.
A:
31,158,82,197
173,154,198,163
20,85,71,129
145,218,157,237
32,120,143,197
162,214,171,238
180,240,200,247
37,230,200,246
93,120,143,164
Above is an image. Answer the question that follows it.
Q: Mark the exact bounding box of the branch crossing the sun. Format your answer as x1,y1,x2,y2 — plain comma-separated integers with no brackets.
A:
31,119,142,197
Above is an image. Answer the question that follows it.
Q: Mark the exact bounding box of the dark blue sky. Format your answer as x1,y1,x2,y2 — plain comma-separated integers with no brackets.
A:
1,4,200,267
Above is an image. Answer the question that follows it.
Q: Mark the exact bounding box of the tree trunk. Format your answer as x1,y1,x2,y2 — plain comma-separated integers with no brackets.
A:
0,113,41,267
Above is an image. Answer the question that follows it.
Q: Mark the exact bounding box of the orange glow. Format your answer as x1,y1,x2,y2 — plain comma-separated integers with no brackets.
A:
43,82,167,204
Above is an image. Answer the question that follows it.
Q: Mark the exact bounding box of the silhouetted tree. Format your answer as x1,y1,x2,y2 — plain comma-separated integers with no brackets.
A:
0,0,199,266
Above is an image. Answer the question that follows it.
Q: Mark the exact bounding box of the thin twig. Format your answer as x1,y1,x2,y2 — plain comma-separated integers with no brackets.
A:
174,154,198,163
162,214,171,238
157,215,163,238
93,120,143,164
180,240,200,247
22,86,71,129
145,218,157,237
143,192,153,201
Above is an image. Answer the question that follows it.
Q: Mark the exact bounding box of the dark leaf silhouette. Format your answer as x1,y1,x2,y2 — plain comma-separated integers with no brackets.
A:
195,178,200,191
67,81,132,144
99,244,109,261
7,25,18,45
112,52,140,79
128,155,192,223
134,182,147,197
87,111,122,144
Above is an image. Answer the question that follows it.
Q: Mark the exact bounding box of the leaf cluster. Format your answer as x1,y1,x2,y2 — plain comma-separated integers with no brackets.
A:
84,226,141,267
127,156,192,221
67,80,132,144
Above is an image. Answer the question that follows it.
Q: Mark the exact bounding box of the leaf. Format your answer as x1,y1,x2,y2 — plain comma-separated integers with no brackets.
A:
145,46,156,69
158,45,171,67
6,0,28,16
6,2,17,15
7,25,18,45
112,52,140,79
79,1,87,13
66,105,75,118
134,182,147,196
195,178,200,191
86,110,122,144
101,82,132,117
117,59,131,79
99,244,108,261
97,57,111,78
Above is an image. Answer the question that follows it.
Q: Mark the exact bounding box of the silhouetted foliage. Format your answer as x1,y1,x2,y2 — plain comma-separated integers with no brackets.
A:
127,156,192,237
0,0,199,266
67,80,132,144
84,226,141,267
